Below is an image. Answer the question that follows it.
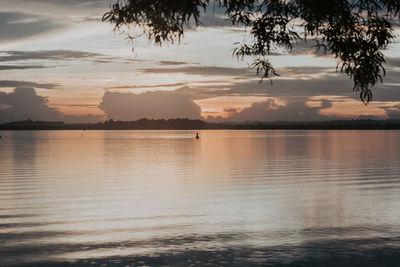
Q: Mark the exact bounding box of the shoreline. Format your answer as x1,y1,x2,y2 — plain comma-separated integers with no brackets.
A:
1,118,400,130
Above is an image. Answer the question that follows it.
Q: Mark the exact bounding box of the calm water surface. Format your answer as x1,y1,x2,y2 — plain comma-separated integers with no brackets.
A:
1,130,400,266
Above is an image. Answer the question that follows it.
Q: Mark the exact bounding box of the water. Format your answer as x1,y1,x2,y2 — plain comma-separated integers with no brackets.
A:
0,130,400,266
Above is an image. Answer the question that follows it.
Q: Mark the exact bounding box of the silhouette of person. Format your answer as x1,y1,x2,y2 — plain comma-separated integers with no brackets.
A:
196,132,199,139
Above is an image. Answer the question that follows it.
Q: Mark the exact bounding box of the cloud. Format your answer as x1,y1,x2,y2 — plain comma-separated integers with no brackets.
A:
106,82,187,90
2,0,107,5
213,98,333,122
197,13,232,28
276,66,334,76
175,67,400,102
0,50,103,62
108,79,234,91
0,87,62,122
187,2,233,28
0,50,144,67
382,57,400,68
0,12,66,43
0,80,60,89
4,0,229,28
0,65,48,70
0,87,104,123
138,66,253,77
382,104,400,119
175,76,352,102
280,39,332,57
159,61,189,66
147,58,400,103
1,0,108,18
26,0,107,5
99,91,202,120
209,77,353,97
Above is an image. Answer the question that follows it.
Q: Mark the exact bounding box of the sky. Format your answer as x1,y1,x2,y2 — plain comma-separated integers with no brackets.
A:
0,0,400,123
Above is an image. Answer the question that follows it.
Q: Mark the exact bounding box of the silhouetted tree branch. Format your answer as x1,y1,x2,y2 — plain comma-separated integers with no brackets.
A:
103,0,400,104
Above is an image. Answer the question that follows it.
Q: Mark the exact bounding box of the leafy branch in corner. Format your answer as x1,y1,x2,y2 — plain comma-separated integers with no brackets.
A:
103,0,400,104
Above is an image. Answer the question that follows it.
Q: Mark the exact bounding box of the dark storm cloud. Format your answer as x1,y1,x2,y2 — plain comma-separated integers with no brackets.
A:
0,12,66,43
0,80,60,89
0,87,62,122
99,91,202,120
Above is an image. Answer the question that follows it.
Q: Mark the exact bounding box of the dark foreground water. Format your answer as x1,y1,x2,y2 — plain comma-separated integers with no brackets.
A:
0,130,400,267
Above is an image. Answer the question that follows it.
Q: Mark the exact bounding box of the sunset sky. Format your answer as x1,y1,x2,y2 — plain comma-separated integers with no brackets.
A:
1,0,400,123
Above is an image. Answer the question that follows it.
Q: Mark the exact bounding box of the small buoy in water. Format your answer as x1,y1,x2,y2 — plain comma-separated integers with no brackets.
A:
196,132,199,139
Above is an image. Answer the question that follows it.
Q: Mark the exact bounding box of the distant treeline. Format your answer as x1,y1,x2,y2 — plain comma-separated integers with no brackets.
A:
0,118,222,130
0,118,400,130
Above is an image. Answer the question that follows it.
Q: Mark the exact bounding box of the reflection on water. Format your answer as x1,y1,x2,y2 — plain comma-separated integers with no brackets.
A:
0,130,400,266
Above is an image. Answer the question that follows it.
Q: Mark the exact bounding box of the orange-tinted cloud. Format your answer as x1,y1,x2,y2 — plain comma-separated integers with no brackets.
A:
99,91,202,121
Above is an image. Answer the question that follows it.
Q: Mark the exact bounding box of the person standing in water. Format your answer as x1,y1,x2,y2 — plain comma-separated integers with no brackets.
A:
196,132,199,139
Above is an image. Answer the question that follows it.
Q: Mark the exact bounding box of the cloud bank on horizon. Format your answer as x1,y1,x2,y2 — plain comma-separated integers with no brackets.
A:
0,0,399,123
0,87,103,123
